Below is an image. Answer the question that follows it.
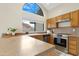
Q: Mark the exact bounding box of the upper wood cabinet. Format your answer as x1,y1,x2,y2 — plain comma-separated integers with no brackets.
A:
56,15,62,21
47,9,79,28
51,18,57,28
62,13,71,19
47,17,57,29
71,10,79,27
56,13,71,21
47,19,51,28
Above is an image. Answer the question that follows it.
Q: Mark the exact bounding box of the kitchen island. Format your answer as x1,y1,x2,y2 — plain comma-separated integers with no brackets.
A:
0,35,55,56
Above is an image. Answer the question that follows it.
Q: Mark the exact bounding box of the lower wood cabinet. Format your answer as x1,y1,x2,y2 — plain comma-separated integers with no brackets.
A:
31,34,54,44
69,49,77,55
68,36,79,55
43,35,54,44
31,35,43,41
48,35,54,44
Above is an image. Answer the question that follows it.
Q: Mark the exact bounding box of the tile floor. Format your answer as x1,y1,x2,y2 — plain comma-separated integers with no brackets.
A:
37,48,72,56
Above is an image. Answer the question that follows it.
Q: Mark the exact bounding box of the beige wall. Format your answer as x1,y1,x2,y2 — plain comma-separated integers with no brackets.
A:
48,3,79,19
0,3,23,34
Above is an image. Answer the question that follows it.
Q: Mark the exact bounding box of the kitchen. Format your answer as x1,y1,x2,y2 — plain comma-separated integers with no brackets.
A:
0,3,79,56
46,9,79,55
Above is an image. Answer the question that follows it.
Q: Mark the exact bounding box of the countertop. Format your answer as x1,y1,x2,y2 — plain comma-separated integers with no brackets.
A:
0,35,54,56
1,32,51,38
68,34,79,37
27,33,50,36
53,33,79,37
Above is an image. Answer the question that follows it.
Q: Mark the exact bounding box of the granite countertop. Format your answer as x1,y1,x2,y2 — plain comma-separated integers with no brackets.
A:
1,32,52,39
68,34,79,37
52,33,79,37
27,33,51,36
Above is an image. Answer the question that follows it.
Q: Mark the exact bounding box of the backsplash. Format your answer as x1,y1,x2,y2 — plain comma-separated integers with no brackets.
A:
52,27,79,35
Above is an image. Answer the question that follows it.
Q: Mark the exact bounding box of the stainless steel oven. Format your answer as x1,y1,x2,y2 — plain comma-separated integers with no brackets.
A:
53,34,68,53
54,37,66,47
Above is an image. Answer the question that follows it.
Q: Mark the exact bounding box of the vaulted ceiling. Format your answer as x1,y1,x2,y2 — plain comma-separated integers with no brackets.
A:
21,3,63,23
41,3,62,11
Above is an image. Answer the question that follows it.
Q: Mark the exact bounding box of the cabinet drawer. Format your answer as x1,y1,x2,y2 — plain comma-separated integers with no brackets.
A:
69,40,76,45
32,35,43,41
69,38,76,41
56,15,62,21
62,13,70,19
69,45,76,50
69,49,77,55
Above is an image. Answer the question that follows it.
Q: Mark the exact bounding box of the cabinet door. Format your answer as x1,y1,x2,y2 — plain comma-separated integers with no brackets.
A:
71,10,79,27
56,15,62,22
69,49,77,55
48,35,54,44
47,19,51,28
51,18,57,28
62,13,71,19
31,35,43,41
68,36,78,55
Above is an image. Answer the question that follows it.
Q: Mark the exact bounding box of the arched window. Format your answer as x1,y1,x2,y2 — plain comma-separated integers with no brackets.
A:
22,3,44,16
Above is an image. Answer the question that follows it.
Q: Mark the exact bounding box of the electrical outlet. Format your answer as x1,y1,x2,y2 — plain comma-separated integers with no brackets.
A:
72,28,76,32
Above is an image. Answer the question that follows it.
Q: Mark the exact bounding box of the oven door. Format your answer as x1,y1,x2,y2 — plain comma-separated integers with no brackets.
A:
54,38,66,47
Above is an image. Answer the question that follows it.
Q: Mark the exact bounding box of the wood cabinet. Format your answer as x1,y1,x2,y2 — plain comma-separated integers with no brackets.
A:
43,35,53,44
56,15,62,22
51,18,57,28
47,18,57,29
47,19,51,29
31,35,43,41
68,36,79,55
56,10,79,27
31,34,54,44
48,35,54,44
47,9,79,28
71,10,79,27
62,13,71,19
56,14,71,28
